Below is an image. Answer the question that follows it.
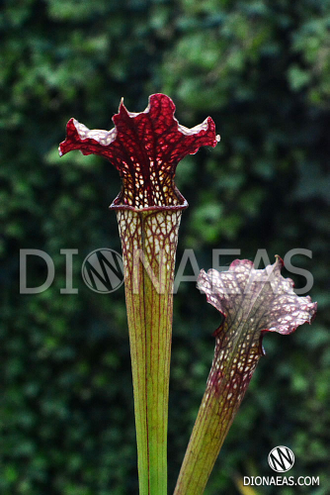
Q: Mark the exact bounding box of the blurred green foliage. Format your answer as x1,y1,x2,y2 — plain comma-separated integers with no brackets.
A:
1,0,329,494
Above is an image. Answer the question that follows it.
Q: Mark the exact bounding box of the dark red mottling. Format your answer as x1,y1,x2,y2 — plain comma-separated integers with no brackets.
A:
59,94,219,209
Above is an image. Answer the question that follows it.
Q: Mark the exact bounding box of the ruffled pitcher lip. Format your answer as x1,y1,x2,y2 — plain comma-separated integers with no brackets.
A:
59,94,219,211
197,255,317,337
109,192,189,212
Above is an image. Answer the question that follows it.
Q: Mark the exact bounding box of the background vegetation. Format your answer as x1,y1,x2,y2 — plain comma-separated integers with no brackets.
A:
1,0,329,493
